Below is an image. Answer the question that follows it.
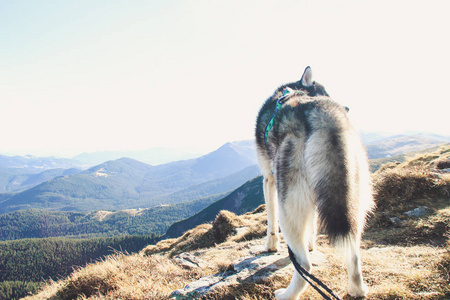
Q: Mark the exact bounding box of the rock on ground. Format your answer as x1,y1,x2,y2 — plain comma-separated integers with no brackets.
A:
170,238,326,299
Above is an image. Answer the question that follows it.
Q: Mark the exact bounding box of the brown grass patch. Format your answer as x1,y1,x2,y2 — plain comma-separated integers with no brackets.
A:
369,147,450,239
373,166,449,213
230,205,268,243
365,207,450,247
406,145,450,168
363,246,450,300
25,252,202,300
143,209,267,258
198,243,450,300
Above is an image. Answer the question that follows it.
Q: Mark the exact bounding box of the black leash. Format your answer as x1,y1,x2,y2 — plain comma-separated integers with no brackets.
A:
287,246,342,300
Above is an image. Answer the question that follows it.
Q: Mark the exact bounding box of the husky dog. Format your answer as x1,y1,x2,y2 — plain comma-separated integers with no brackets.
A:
255,66,374,299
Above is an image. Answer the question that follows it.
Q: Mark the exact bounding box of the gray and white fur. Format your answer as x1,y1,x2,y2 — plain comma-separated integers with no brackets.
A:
255,66,374,299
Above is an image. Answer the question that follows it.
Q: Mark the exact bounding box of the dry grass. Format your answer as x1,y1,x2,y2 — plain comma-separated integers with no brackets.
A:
365,207,450,247
369,146,450,241
25,252,203,300
373,167,449,213
363,246,450,299
199,243,450,300
406,145,450,169
143,208,267,258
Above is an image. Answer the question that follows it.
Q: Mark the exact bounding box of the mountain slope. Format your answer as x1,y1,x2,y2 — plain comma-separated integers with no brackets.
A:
150,165,261,205
0,158,152,213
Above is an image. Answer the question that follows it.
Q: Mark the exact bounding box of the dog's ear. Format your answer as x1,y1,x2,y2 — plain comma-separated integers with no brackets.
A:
301,66,313,87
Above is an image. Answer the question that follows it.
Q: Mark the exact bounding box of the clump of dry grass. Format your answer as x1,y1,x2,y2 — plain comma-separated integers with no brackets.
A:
25,252,201,300
373,166,448,214
366,208,450,247
143,208,267,258
143,223,213,257
369,146,450,239
230,205,268,243
413,208,450,243
406,145,450,169
211,210,245,243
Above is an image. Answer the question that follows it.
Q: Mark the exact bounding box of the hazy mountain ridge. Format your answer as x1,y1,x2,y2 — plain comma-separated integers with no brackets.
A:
72,141,257,167
0,154,83,172
0,155,84,194
150,165,261,205
73,147,203,166
366,133,450,159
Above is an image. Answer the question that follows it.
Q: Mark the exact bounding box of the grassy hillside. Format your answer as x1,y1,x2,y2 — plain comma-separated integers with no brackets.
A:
26,146,450,299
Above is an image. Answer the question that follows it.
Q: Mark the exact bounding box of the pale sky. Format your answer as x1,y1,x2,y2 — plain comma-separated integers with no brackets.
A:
1,0,449,157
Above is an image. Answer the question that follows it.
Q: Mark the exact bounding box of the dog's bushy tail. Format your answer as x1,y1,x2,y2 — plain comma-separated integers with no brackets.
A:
305,127,357,245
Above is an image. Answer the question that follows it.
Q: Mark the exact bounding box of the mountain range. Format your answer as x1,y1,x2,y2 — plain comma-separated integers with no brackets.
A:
0,141,259,214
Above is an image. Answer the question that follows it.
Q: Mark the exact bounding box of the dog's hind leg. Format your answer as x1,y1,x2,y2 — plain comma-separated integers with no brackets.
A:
263,173,279,252
342,237,368,297
275,202,315,300
274,137,315,299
